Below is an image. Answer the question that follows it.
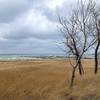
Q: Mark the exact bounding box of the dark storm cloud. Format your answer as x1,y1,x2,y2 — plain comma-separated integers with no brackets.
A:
42,7,58,22
0,37,63,54
0,0,33,23
3,24,61,40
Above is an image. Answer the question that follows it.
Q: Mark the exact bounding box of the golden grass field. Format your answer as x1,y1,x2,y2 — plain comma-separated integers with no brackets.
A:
0,59,100,100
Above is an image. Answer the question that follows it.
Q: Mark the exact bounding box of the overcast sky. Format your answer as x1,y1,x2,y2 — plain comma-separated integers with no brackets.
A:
0,0,93,55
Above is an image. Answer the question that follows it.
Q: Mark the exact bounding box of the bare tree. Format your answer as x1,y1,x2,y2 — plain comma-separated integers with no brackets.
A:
59,14,84,75
91,8,100,74
83,3,100,74
58,0,96,87
94,20,100,74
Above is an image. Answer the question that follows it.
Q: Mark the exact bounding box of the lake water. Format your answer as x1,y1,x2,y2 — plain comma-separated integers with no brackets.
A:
0,54,66,61
0,54,95,61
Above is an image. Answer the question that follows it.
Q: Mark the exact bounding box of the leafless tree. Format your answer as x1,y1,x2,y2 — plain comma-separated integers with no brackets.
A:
91,7,100,74
94,19,100,74
58,0,96,87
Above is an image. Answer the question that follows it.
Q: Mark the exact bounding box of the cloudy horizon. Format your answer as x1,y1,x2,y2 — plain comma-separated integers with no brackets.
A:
0,0,83,55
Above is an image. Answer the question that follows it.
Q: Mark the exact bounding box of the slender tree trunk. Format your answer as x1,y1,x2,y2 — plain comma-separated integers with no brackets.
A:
70,59,79,87
78,59,84,75
95,43,100,74
76,56,84,75
70,67,76,87
70,54,84,87
70,61,83,87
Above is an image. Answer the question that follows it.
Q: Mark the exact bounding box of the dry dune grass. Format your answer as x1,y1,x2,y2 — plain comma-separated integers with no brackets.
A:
0,59,100,100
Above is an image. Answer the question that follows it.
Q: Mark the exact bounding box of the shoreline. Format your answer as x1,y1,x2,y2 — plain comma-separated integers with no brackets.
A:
0,57,95,62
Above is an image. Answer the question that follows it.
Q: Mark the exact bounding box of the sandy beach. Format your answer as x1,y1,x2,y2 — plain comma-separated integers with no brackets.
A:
0,59,100,100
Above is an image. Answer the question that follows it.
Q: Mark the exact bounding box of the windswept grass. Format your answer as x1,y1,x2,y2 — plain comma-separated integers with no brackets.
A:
0,59,100,100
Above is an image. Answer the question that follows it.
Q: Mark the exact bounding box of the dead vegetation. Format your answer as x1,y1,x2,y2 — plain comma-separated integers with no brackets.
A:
0,59,100,100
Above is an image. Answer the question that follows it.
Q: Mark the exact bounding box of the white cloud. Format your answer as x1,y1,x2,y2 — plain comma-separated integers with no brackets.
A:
45,0,66,10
